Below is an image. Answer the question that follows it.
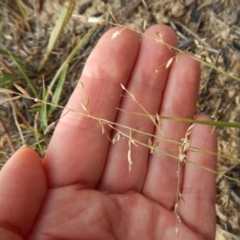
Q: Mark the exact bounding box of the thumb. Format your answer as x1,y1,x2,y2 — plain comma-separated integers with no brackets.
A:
0,147,47,239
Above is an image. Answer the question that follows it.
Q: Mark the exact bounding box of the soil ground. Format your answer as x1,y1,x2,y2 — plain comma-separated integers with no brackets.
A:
0,0,240,239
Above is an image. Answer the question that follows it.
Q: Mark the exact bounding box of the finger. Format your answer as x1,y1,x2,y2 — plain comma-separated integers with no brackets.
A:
179,115,217,240
143,53,201,208
44,27,140,188
99,24,177,193
0,147,47,239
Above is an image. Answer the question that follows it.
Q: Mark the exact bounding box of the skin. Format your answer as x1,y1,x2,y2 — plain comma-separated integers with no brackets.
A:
0,25,217,240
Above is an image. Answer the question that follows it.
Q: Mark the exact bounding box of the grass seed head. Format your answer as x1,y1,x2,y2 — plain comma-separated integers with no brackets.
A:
87,16,106,25
127,149,132,172
166,57,174,68
112,31,120,39
44,121,57,135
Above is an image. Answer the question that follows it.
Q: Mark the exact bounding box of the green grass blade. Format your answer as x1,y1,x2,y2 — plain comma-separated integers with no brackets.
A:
49,64,68,115
129,111,240,129
41,23,98,129
40,0,131,129
0,73,20,87
40,79,48,129
15,0,26,19
0,48,23,60
38,0,75,71
8,52,37,97
47,23,98,93
34,112,44,155
160,116,240,128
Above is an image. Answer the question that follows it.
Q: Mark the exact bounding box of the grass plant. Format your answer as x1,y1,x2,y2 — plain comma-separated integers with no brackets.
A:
0,0,240,238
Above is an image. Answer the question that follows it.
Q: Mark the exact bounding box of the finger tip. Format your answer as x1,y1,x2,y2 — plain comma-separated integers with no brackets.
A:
13,146,42,163
83,25,140,79
3,147,45,183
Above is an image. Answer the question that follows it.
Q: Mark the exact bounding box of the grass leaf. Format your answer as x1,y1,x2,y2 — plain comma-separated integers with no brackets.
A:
15,0,26,19
38,0,75,71
41,21,99,128
40,79,48,130
0,73,21,87
49,64,68,115
8,52,37,97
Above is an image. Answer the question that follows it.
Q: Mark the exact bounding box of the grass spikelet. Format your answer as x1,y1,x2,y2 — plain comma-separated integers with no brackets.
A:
175,124,194,237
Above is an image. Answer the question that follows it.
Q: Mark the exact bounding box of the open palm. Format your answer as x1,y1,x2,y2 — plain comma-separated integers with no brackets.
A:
0,25,217,240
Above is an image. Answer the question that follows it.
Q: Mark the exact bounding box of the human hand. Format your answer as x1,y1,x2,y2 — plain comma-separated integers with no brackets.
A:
0,25,217,240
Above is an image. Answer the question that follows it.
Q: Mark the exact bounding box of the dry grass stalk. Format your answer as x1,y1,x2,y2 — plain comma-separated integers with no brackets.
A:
44,110,70,135
98,120,111,142
120,84,164,136
79,81,89,115
44,121,57,135
127,129,138,172
9,94,25,146
111,27,127,39
0,118,16,154
112,132,122,144
0,96,21,105
147,138,159,154
175,124,194,237
13,83,30,98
